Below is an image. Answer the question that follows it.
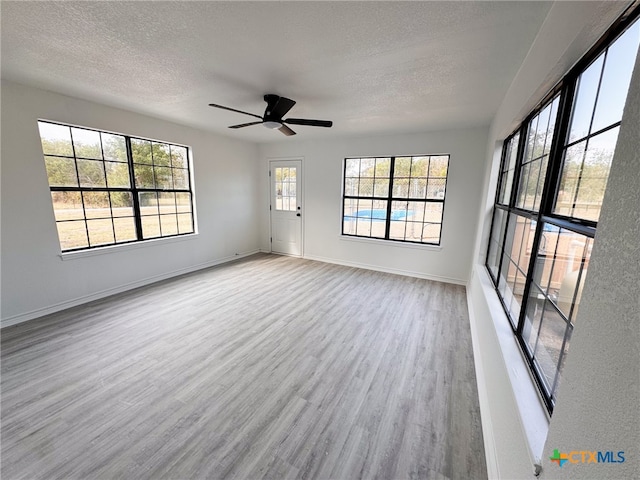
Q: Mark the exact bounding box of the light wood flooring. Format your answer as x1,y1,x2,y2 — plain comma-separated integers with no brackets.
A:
1,254,487,479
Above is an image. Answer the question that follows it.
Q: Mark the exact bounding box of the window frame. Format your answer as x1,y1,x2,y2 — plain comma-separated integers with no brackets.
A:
341,155,449,246
38,120,196,253
485,4,640,413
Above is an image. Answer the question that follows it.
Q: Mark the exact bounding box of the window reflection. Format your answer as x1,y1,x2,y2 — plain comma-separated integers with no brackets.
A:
555,19,640,222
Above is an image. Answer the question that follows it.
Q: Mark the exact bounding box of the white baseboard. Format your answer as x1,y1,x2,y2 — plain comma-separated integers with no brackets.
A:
1,250,260,329
302,253,466,285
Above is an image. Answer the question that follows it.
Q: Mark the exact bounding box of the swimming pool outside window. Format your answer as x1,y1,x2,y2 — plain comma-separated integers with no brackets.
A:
342,155,449,245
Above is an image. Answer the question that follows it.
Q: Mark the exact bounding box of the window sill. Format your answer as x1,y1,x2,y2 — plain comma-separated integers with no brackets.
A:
59,233,199,261
340,234,443,251
476,266,550,465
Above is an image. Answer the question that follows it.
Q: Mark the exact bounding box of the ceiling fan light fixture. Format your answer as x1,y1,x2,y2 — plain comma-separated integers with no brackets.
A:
210,95,332,136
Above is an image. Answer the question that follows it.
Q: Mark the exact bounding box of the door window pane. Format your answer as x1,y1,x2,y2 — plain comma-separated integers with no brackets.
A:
274,167,297,211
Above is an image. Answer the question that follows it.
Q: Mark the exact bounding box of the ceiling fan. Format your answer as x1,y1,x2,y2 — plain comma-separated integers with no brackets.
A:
209,94,333,136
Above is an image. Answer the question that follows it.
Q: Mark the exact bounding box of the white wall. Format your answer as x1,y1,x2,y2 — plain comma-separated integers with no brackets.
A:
466,1,634,479
539,41,640,480
259,127,488,284
1,80,260,326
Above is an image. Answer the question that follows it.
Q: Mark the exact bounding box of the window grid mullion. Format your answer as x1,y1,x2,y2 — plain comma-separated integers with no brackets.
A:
403,158,414,241
126,136,144,241
341,160,348,236
98,132,118,244
484,205,504,285
67,126,92,247
186,148,195,232
486,133,515,276
516,85,570,338
510,124,528,208
384,157,396,240
494,139,510,204
540,78,576,217
490,205,510,289
549,324,573,398
563,121,622,149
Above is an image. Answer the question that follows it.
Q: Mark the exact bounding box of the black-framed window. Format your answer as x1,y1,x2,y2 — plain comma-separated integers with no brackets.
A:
486,8,639,413
516,95,560,212
497,133,519,206
38,121,195,252
342,155,449,245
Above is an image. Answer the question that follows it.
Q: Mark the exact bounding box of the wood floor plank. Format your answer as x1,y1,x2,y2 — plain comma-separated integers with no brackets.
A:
1,253,487,479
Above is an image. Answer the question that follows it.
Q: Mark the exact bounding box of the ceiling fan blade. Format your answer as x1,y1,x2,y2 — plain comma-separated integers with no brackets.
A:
265,94,296,119
229,121,263,129
278,124,296,136
209,103,262,120
284,118,333,128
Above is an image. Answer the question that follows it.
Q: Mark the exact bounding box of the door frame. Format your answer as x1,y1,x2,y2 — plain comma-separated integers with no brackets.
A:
268,157,304,257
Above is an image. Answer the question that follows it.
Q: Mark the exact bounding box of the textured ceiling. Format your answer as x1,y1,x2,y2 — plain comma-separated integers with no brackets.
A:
1,1,554,142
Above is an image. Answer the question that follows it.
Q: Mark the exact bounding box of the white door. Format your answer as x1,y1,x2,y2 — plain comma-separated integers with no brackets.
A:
270,160,302,256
